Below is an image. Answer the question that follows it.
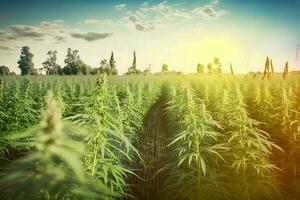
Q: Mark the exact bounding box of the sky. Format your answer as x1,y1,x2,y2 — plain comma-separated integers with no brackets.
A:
0,0,300,74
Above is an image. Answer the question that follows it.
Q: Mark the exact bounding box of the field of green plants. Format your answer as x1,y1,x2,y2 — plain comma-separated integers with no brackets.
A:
0,74,299,200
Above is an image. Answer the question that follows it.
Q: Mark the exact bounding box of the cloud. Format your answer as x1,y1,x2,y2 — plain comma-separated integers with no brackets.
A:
0,45,14,51
0,20,69,43
81,19,101,24
80,19,120,26
80,1,229,32
126,1,230,30
70,32,113,41
127,15,159,31
115,3,126,10
128,15,141,23
211,0,219,4
192,5,230,19
0,19,115,44
135,23,155,31
8,25,46,40
40,20,64,28
0,20,72,44
54,35,68,43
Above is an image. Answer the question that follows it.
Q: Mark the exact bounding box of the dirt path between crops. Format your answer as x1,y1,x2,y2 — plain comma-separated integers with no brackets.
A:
125,98,169,200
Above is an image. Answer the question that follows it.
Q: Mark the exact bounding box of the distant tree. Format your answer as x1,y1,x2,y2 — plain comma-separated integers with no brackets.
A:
143,64,151,75
283,61,289,80
0,66,11,75
143,68,150,75
99,59,110,74
213,57,222,74
248,71,256,78
96,52,118,76
76,58,89,75
213,57,220,65
109,52,117,75
70,50,79,75
162,64,168,73
207,63,213,74
43,50,61,75
263,57,270,79
63,48,73,75
17,46,35,75
30,68,39,75
132,50,136,69
63,48,88,75
196,63,205,74
127,51,141,75
89,68,99,75
230,62,234,75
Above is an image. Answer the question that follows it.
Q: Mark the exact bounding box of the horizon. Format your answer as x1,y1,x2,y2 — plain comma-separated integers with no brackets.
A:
0,0,300,74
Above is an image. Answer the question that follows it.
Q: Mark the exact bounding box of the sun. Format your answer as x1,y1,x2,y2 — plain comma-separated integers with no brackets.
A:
172,33,243,72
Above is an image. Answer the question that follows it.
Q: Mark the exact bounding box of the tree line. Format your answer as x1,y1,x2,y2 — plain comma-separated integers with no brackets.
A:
0,46,294,77
0,46,143,76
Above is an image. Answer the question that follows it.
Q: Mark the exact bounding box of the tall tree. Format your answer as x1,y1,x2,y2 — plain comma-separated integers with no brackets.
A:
42,50,61,75
132,50,136,70
127,51,141,75
207,63,212,74
230,62,234,75
63,48,74,75
70,50,79,75
109,52,117,75
162,64,168,73
263,57,270,79
99,59,110,75
17,46,35,75
283,61,289,80
63,48,88,75
213,57,222,74
196,63,205,74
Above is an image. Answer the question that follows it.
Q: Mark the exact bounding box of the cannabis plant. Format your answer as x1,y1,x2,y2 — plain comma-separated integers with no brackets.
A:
0,91,108,199
162,83,227,200
220,85,281,200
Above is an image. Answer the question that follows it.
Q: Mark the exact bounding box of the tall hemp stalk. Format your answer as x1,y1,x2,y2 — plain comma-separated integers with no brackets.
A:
71,74,136,199
273,86,300,198
162,83,227,200
220,85,281,200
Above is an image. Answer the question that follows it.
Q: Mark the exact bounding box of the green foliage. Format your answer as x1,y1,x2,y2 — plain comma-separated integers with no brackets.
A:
197,63,205,74
0,74,300,199
220,86,281,200
67,74,143,198
0,91,110,199
43,50,62,75
99,55,117,75
127,51,141,75
207,63,212,74
213,57,222,74
162,82,227,200
17,46,36,75
109,51,118,75
162,64,168,73
0,66,11,76
63,48,89,75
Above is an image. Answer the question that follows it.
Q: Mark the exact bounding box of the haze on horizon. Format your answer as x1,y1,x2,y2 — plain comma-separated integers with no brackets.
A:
0,0,299,74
